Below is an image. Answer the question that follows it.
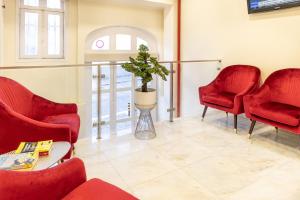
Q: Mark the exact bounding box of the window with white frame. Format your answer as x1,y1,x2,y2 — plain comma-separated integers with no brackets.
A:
19,0,64,59
86,27,157,53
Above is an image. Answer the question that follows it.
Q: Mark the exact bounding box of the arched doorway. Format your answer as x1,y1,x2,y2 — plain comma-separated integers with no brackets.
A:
85,26,159,137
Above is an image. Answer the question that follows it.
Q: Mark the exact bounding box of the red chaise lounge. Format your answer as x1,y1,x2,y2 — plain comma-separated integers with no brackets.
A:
244,68,300,137
199,65,261,132
0,158,138,200
0,77,80,158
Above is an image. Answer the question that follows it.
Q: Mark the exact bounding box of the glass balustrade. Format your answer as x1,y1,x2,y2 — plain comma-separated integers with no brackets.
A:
0,60,222,140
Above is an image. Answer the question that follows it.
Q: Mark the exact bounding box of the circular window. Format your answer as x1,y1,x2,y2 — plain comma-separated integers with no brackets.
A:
96,40,105,49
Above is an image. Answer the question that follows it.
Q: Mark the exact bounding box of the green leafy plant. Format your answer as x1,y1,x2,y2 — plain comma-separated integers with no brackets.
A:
122,44,170,92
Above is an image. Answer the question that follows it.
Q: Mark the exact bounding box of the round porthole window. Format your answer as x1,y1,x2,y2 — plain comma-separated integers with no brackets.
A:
96,40,105,49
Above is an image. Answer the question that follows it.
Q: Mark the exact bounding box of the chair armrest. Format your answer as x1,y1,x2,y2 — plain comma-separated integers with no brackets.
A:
32,95,78,120
0,104,71,153
231,81,260,114
233,82,257,110
0,158,87,200
199,82,218,94
245,85,271,104
244,85,271,117
235,81,259,97
198,82,218,104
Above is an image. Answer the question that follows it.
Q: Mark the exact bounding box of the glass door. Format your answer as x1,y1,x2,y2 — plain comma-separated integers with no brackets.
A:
93,61,147,137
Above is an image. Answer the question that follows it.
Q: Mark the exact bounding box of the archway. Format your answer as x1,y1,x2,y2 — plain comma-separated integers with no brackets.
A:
85,26,159,137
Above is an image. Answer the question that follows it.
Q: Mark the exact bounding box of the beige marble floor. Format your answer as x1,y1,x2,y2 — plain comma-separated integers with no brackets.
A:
75,111,300,200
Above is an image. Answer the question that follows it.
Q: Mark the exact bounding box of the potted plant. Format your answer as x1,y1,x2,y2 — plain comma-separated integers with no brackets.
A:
122,45,170,108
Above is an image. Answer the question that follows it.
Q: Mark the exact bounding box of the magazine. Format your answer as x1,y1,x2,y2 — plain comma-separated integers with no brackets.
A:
15,140,53,156
0,152,38,171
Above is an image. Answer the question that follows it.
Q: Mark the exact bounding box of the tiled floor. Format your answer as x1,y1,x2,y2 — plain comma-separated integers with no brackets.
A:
75,111,300,200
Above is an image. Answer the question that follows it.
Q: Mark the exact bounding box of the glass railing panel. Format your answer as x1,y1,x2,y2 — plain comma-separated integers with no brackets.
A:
0,59,222,140
156,62,172,122
181,61,221,117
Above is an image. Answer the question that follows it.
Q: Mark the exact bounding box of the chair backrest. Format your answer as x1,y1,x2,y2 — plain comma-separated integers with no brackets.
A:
0,77,33,117
0,158,87,200
265,68,300,107
215,65,261,94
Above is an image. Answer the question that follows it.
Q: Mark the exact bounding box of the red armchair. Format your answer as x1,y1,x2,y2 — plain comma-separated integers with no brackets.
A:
0,158,138,200
199,65,261,132
0,77,80,158
244,68,300,137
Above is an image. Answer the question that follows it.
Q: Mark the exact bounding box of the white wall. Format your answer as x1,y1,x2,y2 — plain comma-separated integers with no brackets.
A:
0,0,167,138
181,0,300,117
1,0,78,102
158,4,178,120
182,0,300,79
77,0,164,63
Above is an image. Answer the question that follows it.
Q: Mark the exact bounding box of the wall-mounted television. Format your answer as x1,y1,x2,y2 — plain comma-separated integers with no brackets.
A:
248,0,300,13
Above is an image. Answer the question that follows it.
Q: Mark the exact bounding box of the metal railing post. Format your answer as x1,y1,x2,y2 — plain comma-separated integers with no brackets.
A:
97,64,102,139
168,63,175,122
217,60,222,71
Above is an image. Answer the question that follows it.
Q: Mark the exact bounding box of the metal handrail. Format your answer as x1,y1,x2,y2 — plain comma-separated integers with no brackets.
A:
0,59,222,70
0,59,222,139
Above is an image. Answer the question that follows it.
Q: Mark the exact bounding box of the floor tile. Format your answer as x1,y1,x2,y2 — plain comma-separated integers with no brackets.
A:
227,160,300,200
132,170,217,200
152,137,210,167
75,112,300,200
109,148,177,187
182,155,276,196
85,161,129,191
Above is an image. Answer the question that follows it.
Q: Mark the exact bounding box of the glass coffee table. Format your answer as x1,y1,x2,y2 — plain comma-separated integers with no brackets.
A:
1,142,71,171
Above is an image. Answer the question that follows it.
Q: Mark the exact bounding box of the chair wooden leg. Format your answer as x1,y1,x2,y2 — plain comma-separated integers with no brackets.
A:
275,127,279,141
202,106,208,121
234,115,238,134
249,120,256,139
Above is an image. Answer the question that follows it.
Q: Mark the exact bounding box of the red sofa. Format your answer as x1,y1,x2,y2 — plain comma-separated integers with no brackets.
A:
244,68,300,137
0,77,80,158
199,65,261,132
0,158,138,200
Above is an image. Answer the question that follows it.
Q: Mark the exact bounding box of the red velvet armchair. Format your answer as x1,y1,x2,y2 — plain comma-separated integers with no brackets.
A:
0,77,80,158
244,68,300,137
199,65,261,132
0,158,138,200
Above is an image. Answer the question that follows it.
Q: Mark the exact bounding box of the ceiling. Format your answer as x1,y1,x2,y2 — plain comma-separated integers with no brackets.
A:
88,0,176,9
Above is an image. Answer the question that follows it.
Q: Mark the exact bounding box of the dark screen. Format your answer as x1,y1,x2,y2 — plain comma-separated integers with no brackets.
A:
248,0,300,13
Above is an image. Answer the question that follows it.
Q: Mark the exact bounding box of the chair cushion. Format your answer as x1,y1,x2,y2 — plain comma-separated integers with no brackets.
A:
202,92,235,108
42,114,80,143
250,102,300,127
63,179,138,200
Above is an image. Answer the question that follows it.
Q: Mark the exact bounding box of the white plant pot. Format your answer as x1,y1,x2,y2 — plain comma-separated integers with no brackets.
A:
134,88,157,109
